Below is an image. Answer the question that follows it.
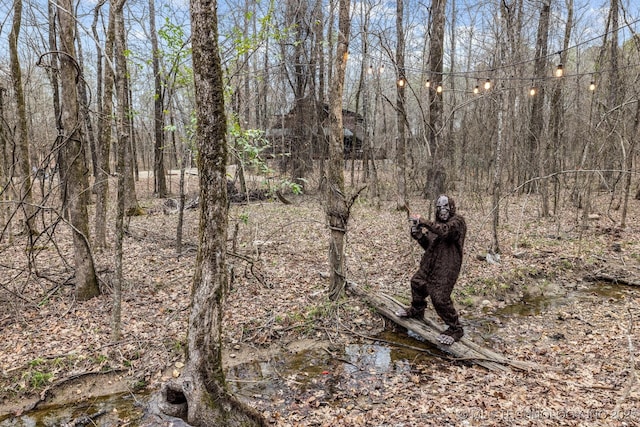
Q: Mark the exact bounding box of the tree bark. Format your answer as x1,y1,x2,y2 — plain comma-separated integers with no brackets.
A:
57,0,100,301
525,0,550,212
93,0,110,250
160,0,268,424
150,0,168,198
9,0,36,235
113,2,139,214
395,0,407,211
424,0,446,200
327,0,352,301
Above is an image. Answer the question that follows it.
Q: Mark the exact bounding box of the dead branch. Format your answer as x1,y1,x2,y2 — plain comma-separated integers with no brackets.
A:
346,280,543,372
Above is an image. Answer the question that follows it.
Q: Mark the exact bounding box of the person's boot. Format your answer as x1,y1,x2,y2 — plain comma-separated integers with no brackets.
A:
437,326,464,345
395,305,425,319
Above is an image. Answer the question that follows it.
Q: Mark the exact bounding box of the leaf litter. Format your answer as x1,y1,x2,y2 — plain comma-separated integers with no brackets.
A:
0,186,639,426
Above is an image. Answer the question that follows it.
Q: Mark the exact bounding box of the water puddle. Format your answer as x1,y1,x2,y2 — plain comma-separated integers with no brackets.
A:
0,392,144,427
494,282,631,317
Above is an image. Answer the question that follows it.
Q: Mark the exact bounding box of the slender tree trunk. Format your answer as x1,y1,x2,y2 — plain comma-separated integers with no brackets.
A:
327,0,352,301
94,0,113,250
75,12,98,181
395,0,407,211
525,0,550,214
0,87,9,241
57,0,100,301
160,0,267,424
150,0,168,197
9,0,36,236
549,0,572,215
424,0,446,200
111,0,127,340
114,3,139,213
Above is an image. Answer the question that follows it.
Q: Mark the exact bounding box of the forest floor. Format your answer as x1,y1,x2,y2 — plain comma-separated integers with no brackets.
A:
1,172,640,426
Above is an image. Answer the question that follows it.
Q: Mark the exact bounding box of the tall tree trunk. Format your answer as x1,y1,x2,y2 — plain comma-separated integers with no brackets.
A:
94,0,113,250
159,0,267,424
75,11,98,181
9,0,36,236
327,0,352,301
150,0,168,197
604,0,620,186
395,0,407,211
111,0,127,340
549,0,572,215
57,0,100,301
424,0,446,200
113,2,139,213
0,87,9,241
525,0,550,215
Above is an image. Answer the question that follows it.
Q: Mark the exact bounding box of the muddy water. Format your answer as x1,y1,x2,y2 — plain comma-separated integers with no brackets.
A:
1,282,635,426
0,392,145,427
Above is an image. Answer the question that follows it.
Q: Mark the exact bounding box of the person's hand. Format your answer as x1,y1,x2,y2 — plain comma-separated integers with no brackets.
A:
409,214,424,239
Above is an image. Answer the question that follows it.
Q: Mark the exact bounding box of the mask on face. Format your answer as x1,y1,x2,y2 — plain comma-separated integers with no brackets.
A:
436,195,450,221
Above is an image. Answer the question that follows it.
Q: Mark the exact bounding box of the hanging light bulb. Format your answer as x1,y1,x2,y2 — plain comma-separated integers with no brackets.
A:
473,85,480,94
425,79,431,88
484,79,491,90
343,51,350,62
379,64,385,74
368,65,373,75
555,63,564,77
589,81,596,91
397,78,405,87
436,84,443,93
529,86,536,96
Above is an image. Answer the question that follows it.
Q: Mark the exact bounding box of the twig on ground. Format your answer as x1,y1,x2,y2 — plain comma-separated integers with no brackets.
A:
612,307,638,416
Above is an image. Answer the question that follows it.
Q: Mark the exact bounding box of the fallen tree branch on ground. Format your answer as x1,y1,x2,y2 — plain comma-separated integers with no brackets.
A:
346,280,541,372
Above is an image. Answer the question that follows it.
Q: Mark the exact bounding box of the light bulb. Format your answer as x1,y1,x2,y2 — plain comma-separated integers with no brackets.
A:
425,79,431,88
555,64,563,77
589,81,596,91
436,85,443,93
529,87,536,96
397,78,405,87
484,79,491,90
473,85,479,94
368,65,373,75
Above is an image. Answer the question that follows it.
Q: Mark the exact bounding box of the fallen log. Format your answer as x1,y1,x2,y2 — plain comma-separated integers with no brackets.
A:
584,272,640,287
347,281,538,372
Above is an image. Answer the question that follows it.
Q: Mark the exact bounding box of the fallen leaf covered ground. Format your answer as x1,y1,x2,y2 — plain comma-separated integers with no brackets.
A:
1,173,639,426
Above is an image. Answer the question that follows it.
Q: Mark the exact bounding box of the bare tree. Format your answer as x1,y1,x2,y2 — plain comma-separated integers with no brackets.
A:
395,0,408,211
424,0,447,199
156,0,268,424
525,0,550,214
93,0,111,250
9,0,36,236
327,0,354,300
150,0,168,197
57,0,100,301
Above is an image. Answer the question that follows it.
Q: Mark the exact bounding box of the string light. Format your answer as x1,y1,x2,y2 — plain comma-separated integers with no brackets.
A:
529,86,536,96
589,81,596,91
368,65,373,75
473,85,480,94
425,79,431,88
397,78,405,87
436,84,443,93
555,63,564,77
484,79,491,90
379,64,385,74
